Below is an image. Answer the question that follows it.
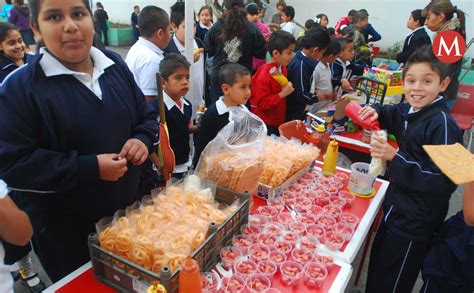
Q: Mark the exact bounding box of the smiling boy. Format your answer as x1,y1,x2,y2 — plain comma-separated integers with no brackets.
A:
360,45,463,293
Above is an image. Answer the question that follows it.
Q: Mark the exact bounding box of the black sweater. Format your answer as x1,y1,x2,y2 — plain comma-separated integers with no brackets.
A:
396,27,431,65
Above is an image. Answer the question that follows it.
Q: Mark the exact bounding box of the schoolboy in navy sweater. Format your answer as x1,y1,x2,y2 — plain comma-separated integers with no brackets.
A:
193,63,251,167
396,9,431,65
361,46,463,293
151,53,194,178
330,38,364,96
286,28,330,121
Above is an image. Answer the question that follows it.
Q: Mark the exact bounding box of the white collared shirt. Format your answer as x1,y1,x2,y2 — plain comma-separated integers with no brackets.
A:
125,37,164,96
408,96,444,114
199,21,212,30
39,47,114,100
173,35,205,119
215,96,249,121
280,22,296,36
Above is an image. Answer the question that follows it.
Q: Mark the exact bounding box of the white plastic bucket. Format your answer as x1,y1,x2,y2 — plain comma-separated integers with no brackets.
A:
349,162,376,196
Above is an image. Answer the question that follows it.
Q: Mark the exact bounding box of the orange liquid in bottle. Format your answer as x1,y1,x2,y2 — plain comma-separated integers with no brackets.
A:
178,258,201,293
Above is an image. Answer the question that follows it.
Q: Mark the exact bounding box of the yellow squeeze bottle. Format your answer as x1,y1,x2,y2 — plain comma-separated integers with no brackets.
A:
269,66,289,87
322,139,339,176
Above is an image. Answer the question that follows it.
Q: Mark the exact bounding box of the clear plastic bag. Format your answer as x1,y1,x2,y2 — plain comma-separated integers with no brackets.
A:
196,107,267,192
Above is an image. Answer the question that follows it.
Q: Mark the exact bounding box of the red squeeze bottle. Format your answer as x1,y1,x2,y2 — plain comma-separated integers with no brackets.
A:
344,101,380,130
178,258,202,293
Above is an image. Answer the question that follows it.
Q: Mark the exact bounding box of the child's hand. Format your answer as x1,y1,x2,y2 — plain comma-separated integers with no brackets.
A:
370,136,397,160
194,48,204,62
97,154,128,181
119,138,148,165
317,92,336,101
279,82,294,98
359,106,378,121
341,79,353,92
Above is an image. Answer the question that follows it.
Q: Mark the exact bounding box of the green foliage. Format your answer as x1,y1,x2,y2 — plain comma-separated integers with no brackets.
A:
379,41,403,60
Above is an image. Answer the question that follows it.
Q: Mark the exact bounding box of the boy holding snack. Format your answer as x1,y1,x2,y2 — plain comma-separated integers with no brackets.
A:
360,45,463,293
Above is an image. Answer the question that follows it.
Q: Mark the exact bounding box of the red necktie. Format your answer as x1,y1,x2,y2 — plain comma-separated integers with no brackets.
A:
176,99,183,110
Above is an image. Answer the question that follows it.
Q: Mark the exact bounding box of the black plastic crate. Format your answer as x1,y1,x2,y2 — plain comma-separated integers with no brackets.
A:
88,187,250,292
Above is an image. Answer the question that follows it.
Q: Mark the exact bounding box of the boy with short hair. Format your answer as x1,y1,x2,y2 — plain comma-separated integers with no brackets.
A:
361,46,463,293
250,30,296,136
126,5,171,102
330,38,364,97
351,9,371,66
286,29,331,121
396,9,431,65
151,53,193,178
335,9,357,36
193,63,251,167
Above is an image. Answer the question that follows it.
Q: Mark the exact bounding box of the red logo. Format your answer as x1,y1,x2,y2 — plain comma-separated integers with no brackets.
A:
432,30,466,63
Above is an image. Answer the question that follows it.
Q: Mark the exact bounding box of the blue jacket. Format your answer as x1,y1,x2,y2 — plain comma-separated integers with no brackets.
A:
286,50,319,121
423,212,474,291
0,49,158,220
330,58,364,89
0,53,30,83
372,97,462,241
363,23,381,43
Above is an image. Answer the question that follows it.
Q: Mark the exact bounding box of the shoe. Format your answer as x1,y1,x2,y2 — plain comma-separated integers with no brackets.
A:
20,273,46,293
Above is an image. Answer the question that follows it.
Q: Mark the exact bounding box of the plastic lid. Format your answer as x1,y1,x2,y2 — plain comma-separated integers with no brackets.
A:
181,258,199,273
316,124,325,132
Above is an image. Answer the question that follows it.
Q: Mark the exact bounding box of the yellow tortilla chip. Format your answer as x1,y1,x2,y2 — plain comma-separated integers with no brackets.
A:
423,143,474,185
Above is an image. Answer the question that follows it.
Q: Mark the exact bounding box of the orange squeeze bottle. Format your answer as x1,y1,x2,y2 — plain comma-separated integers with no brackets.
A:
269,66,289,87
178,258,202,293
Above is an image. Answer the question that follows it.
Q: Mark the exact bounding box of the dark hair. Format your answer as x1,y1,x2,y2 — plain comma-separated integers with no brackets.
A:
138,6,170,38
30,0,92,29
422,0,466,38
410,9,426,27
170,2,184,26
276,1,286,9
304,19,315,30
327,27,335,36
6,0,12,4
268,30,296,55
0,23,19,46
14,0,24,6
315,13,328,24
219,63,250,86
282,6,295,20
353,9,369,24
340,26,354,38
338,37,354,50
245,3,259,16
96,2,103,9
198,5,213,18
348,9,357,17
134,5,139,10
402,45,449,80
160,53,190,80
298,28,331,50
323,37,342,56
222,0,246,41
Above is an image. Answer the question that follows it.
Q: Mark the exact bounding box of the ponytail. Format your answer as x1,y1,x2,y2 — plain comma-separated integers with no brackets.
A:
453,6,466,39
222,0,246,41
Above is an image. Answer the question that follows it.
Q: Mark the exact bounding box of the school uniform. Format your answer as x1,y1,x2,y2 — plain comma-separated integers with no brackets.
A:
150,92,192,175
286,50,319,121
250,62,287,135
0,54,29,84
396,27,431,65
280,21,296,36
363,23,382,43
125,37,164,97
330,57,364,96
0,47,158,282
366,97,463,293
195,21,212,43
164,35,208,117
205,20,266,102
192,97,248,167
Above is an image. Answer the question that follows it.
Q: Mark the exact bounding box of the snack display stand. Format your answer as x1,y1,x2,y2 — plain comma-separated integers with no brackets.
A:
45,160,388,293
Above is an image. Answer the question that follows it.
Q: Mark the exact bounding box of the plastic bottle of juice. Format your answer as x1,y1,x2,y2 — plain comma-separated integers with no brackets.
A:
178,258,201,293
322,139,339,176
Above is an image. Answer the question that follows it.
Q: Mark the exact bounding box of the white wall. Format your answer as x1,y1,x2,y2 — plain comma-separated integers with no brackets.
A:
94,0,178,24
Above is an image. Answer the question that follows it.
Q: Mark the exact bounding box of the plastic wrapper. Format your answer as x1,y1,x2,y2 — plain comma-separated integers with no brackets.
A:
96,175,239,274
369,130,388,176
196,107,267,193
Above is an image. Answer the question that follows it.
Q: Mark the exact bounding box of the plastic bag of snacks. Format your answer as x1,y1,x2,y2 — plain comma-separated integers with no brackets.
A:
196,108,266,193
97,175,240,273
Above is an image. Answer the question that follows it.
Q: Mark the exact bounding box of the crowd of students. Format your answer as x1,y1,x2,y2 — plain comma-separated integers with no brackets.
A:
0,0,471,292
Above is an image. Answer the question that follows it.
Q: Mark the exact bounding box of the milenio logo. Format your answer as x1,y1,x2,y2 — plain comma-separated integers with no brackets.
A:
432,30,466,63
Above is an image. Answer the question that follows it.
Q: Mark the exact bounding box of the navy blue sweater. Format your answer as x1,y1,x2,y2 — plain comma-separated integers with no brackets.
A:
286,50,319,121
0,50,158,220
330,58,364,89
0,54,29,83
372,98,462,241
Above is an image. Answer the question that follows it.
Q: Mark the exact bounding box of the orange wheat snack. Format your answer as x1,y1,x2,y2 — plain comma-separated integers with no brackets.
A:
423,143,474,185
